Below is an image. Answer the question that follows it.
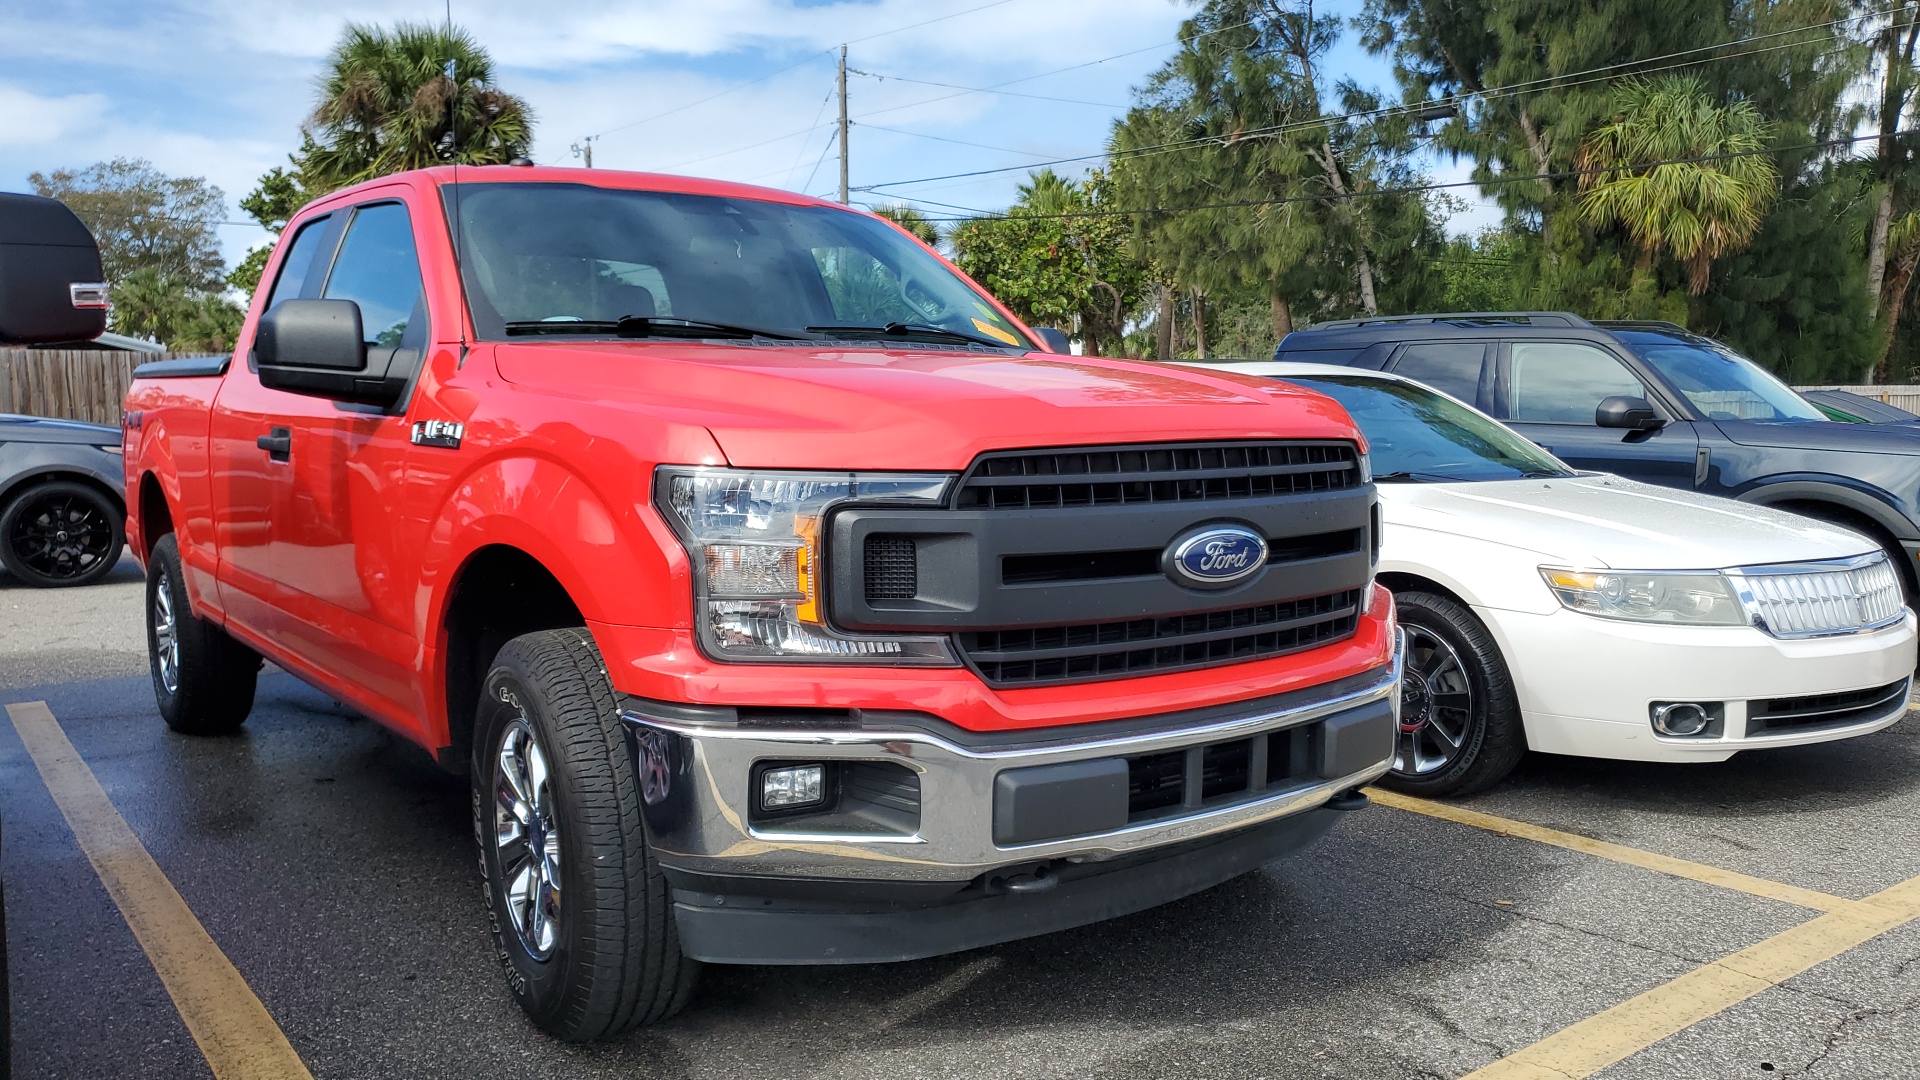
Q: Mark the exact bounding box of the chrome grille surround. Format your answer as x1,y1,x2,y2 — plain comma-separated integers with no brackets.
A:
1727,552,1908,639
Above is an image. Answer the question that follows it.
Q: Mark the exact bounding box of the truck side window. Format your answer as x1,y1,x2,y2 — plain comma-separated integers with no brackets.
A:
323,203,425,347
1508,342,1650,424
262,215,333,311
1389,342,1486,405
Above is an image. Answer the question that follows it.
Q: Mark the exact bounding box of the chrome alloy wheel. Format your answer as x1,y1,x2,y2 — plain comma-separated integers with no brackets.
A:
153,568,180,695
493,715,562,960
1395,624,1475,776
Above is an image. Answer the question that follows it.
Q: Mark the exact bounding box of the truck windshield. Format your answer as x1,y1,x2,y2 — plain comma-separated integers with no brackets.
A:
443,182,1030,348
1284,374,1572,483
1618,334,1826,422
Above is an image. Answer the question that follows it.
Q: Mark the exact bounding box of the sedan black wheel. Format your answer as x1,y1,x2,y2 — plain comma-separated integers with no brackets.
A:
1379,590,1526,797
0,481,123,588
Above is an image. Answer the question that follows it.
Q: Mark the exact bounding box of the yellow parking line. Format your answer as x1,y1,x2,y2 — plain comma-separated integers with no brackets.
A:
1462,874,1920,1078
1366,787,1861,915
5,701,313,1080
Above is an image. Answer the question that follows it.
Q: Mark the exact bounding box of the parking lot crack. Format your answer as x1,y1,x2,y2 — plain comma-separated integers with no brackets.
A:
1393,990,1512,1060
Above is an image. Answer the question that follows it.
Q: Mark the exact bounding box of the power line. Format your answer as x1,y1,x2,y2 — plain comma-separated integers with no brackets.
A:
905,128,1914,223
846,68,1128,109
856,122,1074,160
570,0,1026,148
856,6,1899,194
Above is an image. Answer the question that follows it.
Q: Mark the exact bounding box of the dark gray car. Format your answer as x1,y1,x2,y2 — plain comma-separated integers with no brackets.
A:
0,413,125,587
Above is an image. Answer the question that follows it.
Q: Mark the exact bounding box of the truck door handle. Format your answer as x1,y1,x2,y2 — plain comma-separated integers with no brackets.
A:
257,427,291,463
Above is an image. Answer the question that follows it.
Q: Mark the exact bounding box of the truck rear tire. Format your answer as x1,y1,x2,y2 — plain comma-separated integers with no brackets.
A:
472,628,697,1040
145,534,260,735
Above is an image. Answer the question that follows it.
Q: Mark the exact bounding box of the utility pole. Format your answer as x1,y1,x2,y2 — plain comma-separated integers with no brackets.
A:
571,139,593,168
837,45,850,204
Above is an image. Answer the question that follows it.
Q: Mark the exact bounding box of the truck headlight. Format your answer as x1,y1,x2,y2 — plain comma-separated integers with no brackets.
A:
1538,567,1746,626
656,467,960,663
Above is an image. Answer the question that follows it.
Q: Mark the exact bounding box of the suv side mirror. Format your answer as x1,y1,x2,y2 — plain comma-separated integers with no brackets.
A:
0,193,109,346
1595,395,1663,431
255,299,401,408
1029,326,1072,354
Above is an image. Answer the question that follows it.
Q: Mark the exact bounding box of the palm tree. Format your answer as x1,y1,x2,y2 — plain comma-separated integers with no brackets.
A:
1575,76,1778,294
302,23,533,192
872,205,942,247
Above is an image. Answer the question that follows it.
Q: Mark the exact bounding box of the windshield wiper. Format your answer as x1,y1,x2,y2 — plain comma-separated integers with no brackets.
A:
805,321,1014,348
504,316,803,340
1373,470,1461,483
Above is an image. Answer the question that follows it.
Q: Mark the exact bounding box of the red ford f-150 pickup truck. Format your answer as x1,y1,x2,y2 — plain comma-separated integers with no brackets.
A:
107,166,1401,1038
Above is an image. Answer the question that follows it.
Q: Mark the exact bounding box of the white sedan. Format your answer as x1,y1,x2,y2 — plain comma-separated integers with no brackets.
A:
1198,362,1918,795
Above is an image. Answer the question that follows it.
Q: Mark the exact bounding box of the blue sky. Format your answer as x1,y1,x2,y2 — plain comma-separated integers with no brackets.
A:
0,0,1498,270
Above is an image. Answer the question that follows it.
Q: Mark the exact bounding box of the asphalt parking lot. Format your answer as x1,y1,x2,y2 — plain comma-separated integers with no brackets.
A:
3,563,1919,1079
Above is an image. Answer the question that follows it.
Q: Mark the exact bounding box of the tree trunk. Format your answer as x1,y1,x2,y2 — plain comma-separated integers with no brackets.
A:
1309,141,1378,315
1271,294,1293,347
1518,108,1556,257
1869,185,1895,320
1875,247,1920,382
1155,285,1174,361
1193,289,1207,360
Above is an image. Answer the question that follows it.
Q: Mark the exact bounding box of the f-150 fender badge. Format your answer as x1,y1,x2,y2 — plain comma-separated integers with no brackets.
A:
410,419,464,449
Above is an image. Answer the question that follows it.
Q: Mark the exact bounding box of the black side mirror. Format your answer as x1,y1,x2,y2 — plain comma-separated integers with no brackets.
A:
0,193,109,346
1596,395,1664,431
1030,326,1072,354
255,299,402,408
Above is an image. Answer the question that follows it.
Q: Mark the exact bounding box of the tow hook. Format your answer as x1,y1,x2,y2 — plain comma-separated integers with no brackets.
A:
1326,788,1370,811
989,865,1060,894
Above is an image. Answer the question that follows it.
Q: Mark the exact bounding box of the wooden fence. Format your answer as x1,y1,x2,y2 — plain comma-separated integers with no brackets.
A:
1799,384,1920,415
0,349,154,427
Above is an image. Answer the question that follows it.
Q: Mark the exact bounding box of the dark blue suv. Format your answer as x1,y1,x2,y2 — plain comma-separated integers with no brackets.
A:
1276,311,1920,598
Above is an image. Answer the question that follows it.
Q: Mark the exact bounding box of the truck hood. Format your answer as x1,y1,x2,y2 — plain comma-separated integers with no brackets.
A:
0,413,121,446
1381,474,1877,569
1713,416,1920,454
493,342,1360,469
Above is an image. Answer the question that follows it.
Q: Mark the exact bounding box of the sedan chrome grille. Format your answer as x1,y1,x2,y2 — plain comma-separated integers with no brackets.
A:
1730,554,1906,638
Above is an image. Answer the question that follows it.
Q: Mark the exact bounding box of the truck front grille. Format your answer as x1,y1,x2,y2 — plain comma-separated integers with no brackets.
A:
955,440,1359,510
863,534,918,600
960,589,1362,688
1124,723,1320,822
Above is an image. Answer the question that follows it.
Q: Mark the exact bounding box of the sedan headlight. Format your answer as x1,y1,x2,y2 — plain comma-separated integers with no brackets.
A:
1538,567,1746,626
656,467,959,663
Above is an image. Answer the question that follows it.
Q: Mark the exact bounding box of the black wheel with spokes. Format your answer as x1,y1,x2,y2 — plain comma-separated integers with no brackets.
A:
1379,590,1526,797
0,481,123,588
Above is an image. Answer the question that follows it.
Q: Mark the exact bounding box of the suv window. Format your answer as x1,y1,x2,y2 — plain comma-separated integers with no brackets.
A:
1508,341,1649,423
263,214,333,311
322,203,424,347
1389,342,1485,404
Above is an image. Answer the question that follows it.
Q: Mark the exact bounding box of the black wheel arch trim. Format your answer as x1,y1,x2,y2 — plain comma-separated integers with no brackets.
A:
1734,478,1920,542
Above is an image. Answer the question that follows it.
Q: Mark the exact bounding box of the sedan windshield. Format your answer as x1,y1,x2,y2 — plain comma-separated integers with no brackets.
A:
1618,333,1825,422
443,182,1029,347
1285,374,1572,482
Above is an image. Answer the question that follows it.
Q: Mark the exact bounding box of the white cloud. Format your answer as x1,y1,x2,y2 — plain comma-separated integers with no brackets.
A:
0,84,109,150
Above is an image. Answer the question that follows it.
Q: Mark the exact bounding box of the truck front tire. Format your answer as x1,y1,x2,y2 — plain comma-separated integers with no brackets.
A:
145,534,260,735
473,629,696,1040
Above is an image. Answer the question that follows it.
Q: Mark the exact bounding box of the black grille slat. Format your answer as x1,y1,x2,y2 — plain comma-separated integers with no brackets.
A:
863,534,917,601
956,440,1359,510
1750,678,1910,734
961,590,1362,687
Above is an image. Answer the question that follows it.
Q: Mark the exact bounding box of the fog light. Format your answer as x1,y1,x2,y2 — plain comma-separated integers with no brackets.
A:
759,764,826,810
1651,702,1715,737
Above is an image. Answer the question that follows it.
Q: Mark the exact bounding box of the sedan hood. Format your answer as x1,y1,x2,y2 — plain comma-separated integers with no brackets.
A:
493,342,1359,469
0,413,121,446
1381,474,1877,569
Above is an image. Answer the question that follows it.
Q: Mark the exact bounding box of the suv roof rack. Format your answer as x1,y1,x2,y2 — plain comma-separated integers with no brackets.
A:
1590,319,1690,333
1302,311,1594,331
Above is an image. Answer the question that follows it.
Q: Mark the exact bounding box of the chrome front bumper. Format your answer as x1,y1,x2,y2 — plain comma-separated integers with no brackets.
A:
619,643,1403,885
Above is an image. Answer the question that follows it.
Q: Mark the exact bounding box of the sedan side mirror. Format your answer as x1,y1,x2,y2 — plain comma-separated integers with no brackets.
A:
254,299,402,408
1029,326,1072,354
1595,395,1664,431
0,193,109,346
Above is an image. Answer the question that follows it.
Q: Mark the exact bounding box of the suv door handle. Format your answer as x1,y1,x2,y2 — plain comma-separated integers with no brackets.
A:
256,427,291,463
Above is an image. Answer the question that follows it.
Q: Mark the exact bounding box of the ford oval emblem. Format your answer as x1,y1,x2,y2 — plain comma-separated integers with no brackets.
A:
1165,524,1268,589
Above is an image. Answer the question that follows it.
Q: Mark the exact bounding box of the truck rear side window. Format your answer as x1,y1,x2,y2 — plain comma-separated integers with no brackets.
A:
263,215,333,311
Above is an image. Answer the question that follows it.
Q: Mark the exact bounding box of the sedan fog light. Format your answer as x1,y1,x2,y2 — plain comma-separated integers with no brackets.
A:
760,764,827,810
1650,701,1721,737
